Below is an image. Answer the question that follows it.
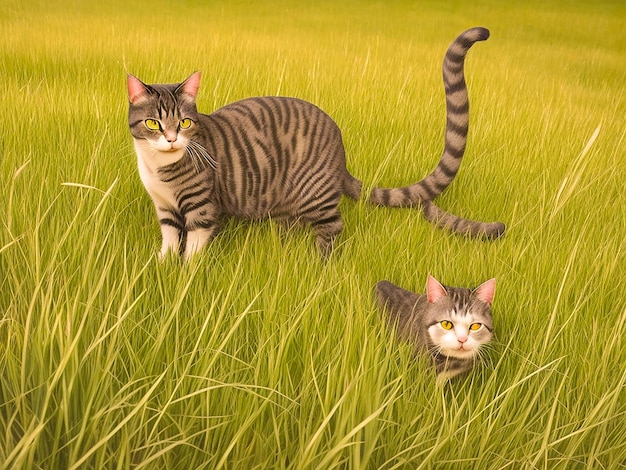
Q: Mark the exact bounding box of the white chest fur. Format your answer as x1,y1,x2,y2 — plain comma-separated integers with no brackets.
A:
134,139,185,210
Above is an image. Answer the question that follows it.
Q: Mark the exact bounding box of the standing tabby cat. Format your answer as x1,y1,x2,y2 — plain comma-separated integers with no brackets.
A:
376,275,495,381
127,27,504,260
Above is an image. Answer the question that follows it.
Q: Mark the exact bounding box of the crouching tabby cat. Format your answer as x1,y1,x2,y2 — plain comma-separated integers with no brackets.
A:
127,27,505,260
376,275,495,381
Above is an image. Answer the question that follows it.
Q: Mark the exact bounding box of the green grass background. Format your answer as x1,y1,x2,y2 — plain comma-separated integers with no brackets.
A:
2,0,626,468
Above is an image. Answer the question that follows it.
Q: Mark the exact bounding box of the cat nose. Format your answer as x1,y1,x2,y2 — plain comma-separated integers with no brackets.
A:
164,131,178,143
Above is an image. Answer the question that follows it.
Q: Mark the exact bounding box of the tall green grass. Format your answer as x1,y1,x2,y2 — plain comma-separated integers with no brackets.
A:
2,0,626,468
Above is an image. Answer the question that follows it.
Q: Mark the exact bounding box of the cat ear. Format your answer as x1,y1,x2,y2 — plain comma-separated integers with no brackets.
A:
473,278,496,305
426,275,448,303
178,71,201,99
127,74,150,104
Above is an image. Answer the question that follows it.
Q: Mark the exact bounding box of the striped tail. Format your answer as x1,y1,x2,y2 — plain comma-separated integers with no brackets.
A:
422,200,505,240
368,27,505,239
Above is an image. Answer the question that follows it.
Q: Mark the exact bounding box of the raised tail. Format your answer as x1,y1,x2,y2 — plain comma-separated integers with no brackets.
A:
418,26,491,201
368,27,505,239
371,26,489,206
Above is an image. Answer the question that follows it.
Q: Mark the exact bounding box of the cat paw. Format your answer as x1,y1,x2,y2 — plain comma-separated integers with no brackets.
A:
158,244,179,262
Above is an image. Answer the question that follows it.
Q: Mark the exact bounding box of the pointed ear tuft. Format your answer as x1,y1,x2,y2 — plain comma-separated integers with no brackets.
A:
127,74,149,104
178,71,201,99
426,275,448,303
474,278,496,305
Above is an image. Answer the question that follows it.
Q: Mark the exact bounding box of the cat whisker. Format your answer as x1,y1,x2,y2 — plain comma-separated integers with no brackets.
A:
184,142,200,173
185,143,202,174
186,140,217,171
428,344,444,359
475,344,495,369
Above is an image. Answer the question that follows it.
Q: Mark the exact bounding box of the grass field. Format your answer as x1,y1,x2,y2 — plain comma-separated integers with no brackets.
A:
2,0,626,468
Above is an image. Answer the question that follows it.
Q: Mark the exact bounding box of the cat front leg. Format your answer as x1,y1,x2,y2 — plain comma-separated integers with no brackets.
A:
155,206,184,261
183,220,220,260
158,223,181,261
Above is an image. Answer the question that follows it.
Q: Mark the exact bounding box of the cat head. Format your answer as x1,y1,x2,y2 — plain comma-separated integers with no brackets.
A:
424,275,495,361
127,72,201,156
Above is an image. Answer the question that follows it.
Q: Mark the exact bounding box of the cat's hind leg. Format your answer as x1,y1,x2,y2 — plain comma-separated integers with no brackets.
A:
310,211,344,258
284,180,344,257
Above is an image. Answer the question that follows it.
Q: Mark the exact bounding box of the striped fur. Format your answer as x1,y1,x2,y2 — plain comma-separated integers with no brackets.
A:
127,27,504,260
376,275,495,381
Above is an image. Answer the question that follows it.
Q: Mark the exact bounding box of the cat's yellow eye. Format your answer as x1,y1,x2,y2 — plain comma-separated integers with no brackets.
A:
179,118,192,129
145,119,161,131
440,321,453,330
470,323,482,331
